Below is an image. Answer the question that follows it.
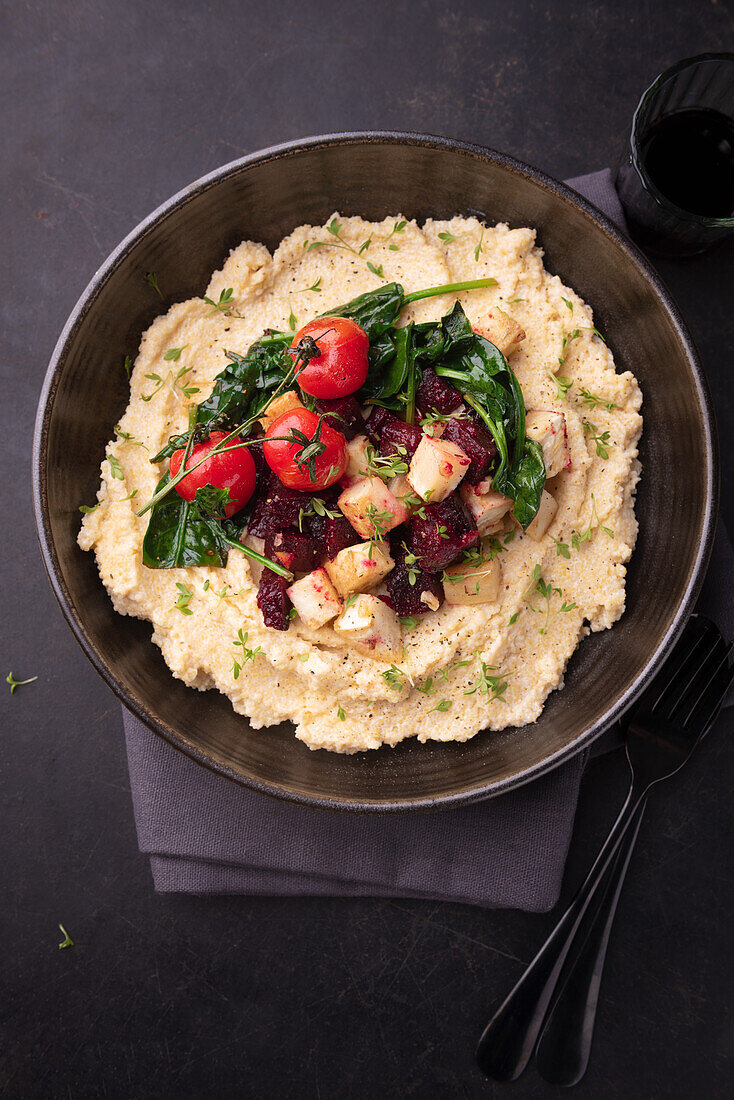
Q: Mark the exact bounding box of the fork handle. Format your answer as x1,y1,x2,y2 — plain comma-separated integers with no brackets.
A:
534,796,647,1086
475,777,647,1081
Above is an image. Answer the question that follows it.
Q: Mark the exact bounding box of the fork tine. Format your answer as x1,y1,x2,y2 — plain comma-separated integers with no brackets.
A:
661,630,725,720
681,643,734,730
643,617,717,715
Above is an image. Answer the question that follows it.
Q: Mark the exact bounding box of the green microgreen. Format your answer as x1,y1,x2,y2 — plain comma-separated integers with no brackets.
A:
145,271,162,298
582,419,612,459
464,652,508,700
549,372,573,400
203,287,244,318
58,924,74,949
558,328,581,366
401,491,427,518
419,408,453,437
173,582,194,615
6,671,38,694
108,454,124,480
400,543,420,586
232,629,264,679
297,496,341,531
571,493,614,550
163,345,188,362
360,443,409,482
525,566,577,634
386,218,407,243
578,387,618,412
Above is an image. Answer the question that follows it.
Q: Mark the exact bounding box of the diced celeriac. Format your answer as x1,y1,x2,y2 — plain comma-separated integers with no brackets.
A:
242,534,267,584
525,410,570,478
420,590,441,611
442,558,502,605
387,474,413,505
338,476,408,538
341,433,371,487
474,308,526,357
258,389,304,431
333,593,402,662
460,483,513,535
286,568,342,628
324,541,395,597
523,490,558,541
406,435,471,503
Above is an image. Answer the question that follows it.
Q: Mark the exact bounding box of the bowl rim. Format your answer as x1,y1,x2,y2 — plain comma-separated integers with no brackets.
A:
32,129,719,813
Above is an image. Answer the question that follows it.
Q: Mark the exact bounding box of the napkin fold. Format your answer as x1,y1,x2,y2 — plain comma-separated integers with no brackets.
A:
122,170,733,909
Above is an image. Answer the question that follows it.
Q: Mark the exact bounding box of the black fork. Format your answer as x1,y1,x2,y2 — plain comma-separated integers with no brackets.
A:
476,614,734,1085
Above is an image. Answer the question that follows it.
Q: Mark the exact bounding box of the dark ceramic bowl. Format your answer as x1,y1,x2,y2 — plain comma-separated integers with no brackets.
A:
33,133,718,811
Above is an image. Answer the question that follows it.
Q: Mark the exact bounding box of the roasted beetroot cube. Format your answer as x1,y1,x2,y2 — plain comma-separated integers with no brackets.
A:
379,419,424,461
364,405,401,442
315,396,364,440
256,567,291,630
441,416,498,483
267,530,320,573
385,537,444,616
408,495,478,572
248,437,267,482
247,473,307,539
416,366,464,416
305,510,361,559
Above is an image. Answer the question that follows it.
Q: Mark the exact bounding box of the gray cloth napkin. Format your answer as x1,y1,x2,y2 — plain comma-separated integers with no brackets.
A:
122,170,733,909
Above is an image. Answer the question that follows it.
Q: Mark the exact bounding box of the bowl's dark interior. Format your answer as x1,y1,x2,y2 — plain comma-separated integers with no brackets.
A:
36,136,715,809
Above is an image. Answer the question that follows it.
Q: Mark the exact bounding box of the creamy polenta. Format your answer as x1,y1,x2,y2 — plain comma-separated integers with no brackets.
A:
78,215,642,752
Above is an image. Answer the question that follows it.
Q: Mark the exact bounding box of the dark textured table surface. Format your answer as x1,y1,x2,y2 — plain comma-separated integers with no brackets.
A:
3,2,734,1096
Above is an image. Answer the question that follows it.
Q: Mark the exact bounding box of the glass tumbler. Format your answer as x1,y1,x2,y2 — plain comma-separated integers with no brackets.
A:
616,53,734,257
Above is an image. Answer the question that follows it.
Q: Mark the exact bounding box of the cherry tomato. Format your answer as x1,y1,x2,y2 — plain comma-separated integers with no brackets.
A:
170,431,257,517
290,316,369,398
263,408,347,491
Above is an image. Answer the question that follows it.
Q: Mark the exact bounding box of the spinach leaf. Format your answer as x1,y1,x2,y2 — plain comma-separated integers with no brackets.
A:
196,344,289,431
362,322,413,405
322,282,405,338
432,313,545,526
142,475,288,576
509,440,545,528
142,474,231,568
438,300,477,357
